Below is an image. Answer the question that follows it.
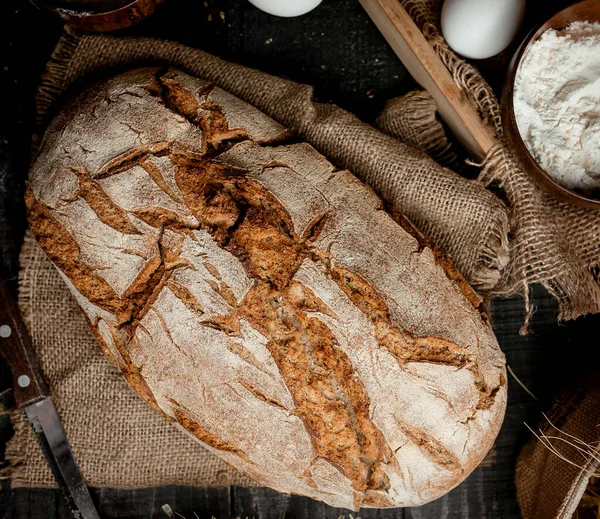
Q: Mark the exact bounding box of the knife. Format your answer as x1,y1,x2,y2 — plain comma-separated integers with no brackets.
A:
0,278,100,519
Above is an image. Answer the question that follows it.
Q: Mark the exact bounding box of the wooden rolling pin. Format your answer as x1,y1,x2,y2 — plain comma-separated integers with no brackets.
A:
359,0,497,161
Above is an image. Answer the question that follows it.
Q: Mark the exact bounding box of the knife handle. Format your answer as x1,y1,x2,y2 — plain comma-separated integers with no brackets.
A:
0,278,50,408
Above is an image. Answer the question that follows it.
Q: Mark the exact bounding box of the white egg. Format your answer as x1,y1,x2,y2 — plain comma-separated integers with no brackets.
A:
248,0,323,17
441,0,525,60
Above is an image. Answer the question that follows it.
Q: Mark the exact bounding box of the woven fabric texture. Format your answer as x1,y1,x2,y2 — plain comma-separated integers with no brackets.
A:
516,382,600,519
8,24,509,490
7,234,256,488
375,90,460,170
401,0,600,324
7,0,600,492
33,28,510,293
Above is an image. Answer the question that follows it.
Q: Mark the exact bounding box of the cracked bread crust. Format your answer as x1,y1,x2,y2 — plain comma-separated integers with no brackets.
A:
27,68,507,510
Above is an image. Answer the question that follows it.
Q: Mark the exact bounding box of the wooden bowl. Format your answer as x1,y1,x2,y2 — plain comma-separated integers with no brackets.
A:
32,0,165,31
502,0,600,209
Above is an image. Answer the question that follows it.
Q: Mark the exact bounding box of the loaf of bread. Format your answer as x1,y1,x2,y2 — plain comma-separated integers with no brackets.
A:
27,68,506,509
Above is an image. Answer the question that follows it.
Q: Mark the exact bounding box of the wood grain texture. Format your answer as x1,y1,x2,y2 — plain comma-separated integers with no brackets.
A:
26,67,506,509
358,0,497,160
4,283,600,519
0,279,50,408
0,0,591,517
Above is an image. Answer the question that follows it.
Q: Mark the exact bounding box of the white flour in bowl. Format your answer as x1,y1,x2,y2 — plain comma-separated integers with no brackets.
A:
513,21,600,193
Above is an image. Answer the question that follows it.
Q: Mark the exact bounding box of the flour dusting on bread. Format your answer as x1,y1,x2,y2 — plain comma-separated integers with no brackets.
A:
27,68,506,510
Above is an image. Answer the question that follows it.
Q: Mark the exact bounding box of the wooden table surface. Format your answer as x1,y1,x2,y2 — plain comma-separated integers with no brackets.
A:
0,0,595,517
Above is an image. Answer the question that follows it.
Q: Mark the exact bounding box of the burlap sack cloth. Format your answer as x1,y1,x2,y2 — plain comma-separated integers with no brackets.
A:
516,380,600,519
400,0,600,326
7,233,254,488
6,26,508,491
6,0,600,501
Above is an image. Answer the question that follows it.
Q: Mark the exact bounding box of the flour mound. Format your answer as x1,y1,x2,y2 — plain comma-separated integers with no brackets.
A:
514,21,600,193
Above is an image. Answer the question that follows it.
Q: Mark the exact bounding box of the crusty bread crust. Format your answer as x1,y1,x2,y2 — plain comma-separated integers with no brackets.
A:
27,68,506,510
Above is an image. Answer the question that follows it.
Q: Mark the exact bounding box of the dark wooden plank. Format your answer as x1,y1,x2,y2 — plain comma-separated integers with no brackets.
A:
232,486,405,519
6,487,231,519
105,487,227,518
2,1,600,519
216,486,232,519
10,488,59,519
0,480,16,519
233,487,292,519
6,288,599,519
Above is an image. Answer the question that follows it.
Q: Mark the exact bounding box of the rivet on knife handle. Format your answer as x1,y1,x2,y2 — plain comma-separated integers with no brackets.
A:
0,278,50,408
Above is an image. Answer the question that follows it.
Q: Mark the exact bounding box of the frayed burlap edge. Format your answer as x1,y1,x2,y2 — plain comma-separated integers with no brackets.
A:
401,0,503,138
401,0,600,325
16,232,38,330
374,90,460,169
32,27,81,153
478,146,600,327
31,26,510,294
471,201,509,294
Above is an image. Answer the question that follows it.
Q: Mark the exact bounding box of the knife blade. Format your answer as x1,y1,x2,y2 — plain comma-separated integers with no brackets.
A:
26,398,101,519
0,278,100,519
